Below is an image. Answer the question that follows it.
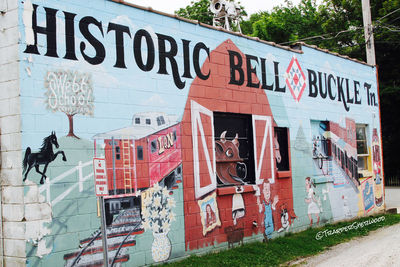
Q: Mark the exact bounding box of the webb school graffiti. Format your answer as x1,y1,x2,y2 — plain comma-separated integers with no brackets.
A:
14,0,384,266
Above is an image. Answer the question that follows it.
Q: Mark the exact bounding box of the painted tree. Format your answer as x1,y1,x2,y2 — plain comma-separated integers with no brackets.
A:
44,70,94,138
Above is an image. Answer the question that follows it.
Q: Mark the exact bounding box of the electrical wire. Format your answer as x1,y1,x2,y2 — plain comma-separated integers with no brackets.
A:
376,7,400,23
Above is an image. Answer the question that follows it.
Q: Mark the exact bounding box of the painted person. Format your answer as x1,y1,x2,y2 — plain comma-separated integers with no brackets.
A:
259,181,279,241
305,177,320,226
205,204,216,227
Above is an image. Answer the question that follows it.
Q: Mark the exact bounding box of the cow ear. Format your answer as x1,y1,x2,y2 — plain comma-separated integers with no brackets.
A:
232,133,239,147
220,131,227,143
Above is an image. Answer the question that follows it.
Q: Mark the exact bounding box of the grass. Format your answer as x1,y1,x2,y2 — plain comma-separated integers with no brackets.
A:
164,213,400,267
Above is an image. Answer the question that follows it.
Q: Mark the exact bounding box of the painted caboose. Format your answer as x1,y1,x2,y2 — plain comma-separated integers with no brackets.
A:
93,112,182,195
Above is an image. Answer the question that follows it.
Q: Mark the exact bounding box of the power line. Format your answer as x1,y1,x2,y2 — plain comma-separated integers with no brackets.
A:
376,7,400,23
278,27,362,45
274,6,400,46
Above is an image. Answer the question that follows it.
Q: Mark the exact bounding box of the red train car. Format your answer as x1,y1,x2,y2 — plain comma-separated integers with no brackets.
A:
94,112,182,195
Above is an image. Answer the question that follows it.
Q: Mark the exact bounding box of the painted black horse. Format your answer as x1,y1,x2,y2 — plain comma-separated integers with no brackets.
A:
23,131,67,184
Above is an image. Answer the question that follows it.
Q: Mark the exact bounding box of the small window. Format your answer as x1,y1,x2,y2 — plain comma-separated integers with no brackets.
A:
156,117,162,126
160,116,165,124
274,127,290,171
356,125,368,155
356,124,369,170
146,118,151,125
150,140,157,153
173,130,177,141
137,146,143,160
135,118,140,124
115,146,121,160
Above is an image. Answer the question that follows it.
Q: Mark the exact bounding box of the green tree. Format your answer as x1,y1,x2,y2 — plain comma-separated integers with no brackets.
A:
175,0,247,29
242,0,322,44
175,0,214,25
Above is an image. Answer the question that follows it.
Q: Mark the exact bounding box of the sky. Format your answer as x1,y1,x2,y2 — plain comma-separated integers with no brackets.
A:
125,0,303,16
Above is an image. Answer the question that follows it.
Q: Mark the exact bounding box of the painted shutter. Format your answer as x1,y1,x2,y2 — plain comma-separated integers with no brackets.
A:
191,100,216,199
252,115,275,185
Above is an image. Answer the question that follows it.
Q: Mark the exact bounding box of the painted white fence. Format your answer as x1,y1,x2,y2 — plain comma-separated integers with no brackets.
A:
39,160,94,206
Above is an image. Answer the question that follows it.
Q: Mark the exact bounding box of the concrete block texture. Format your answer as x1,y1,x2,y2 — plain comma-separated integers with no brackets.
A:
1,151,22,170
3,222,25,239
1,167,23,186
2,186,24,204
0,132,22,153
3,239,26,257
2,204,24,222
3,256,26,267
24,202,52,221
0,0,19,13
0,115,21,135
0,80,19,100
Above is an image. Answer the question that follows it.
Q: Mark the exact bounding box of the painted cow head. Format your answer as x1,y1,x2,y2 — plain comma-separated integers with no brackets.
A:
215,131,247,185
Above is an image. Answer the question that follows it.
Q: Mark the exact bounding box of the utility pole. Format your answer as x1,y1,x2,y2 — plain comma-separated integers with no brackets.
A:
361,0,376,65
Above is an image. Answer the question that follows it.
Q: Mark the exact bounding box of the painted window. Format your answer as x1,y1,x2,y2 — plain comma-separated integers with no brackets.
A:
135,117,140,124
150,140,157,154
115,146,121,160
156,116,165,126
274,127,290,171
137,146,143,160
146,118,151,125
213,112,255,186
356,124,369,170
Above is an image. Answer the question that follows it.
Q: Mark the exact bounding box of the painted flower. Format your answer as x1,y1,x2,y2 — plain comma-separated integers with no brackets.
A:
142,219,151,231
154,195,162,208
152,223,160,233
142,207,150,218
141,182,176,233
162,187,170,198
160,208,168,218
167,197,176,208
162,220,170,233
168,212,175,222
153,182,161,192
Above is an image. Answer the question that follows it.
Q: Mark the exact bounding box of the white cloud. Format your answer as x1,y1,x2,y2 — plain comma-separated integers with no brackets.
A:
142,94,168,107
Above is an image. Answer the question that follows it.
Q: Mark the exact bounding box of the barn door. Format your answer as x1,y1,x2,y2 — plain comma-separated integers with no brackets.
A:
191,100,216,199
252,115,275,185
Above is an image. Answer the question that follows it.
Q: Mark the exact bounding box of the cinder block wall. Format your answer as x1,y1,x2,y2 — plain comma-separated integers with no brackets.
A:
0,0,24,266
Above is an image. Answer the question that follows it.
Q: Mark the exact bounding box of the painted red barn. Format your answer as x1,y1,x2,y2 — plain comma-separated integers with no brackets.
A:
181,39,296,250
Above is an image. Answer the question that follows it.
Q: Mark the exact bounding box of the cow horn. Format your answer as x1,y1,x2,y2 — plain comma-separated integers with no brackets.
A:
220,131,227,143
232,133,239,146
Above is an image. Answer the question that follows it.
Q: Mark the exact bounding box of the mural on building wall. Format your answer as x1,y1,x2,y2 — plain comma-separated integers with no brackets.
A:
142,183,176,262
215,131,247,185
45,70,94,139
23,131,67,184
305,177,321,226
198,192,221,236
17,0,384,266
372,128,383,207
63,198,144,266
259,180,279,240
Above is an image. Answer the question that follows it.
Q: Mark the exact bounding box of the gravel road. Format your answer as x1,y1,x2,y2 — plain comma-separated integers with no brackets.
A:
292,222,400,267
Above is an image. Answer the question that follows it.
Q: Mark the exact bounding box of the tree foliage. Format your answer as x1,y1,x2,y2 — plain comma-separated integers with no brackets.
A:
175,0,246,27
175,0,214,25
